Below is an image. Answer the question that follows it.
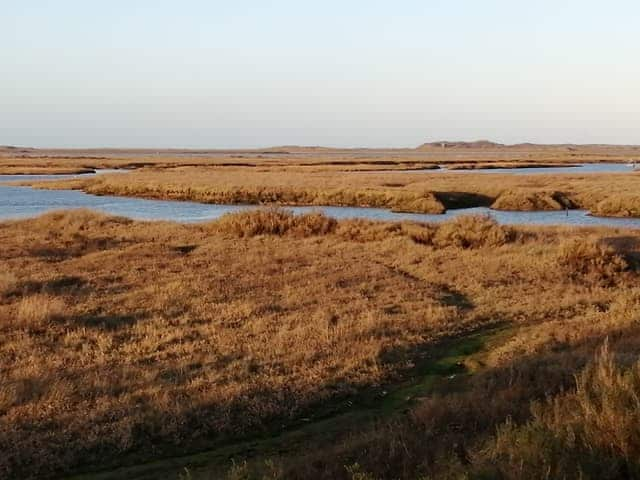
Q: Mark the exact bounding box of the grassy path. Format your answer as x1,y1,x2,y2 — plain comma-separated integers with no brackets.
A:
66,326,511,480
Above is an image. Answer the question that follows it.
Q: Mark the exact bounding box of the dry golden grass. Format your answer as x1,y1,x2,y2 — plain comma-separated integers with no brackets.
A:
14,294,66,330
214,208,337,237
477,342,640,479
255,296,640,480
26,164,640,218
0,209,639,479
491,189,575,211
592,193,640,218
5,143,640,217
558,237,629,283
0,271,17,298
432,214,513,248
3,143,640,172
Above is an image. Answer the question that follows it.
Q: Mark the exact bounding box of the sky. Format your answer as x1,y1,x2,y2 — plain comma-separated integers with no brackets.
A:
2,1,639,148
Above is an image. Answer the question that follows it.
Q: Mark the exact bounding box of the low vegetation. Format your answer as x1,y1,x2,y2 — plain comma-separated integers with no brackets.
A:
480,343,640,479
592,194,640,218
0,209,639,479
3,143,640,173
25,164,640,218
432,214,513,248
13,294,66,331
221,299,640,480
215,208,337,237
557,237,629,284
491,188,575,211
0,271,17,298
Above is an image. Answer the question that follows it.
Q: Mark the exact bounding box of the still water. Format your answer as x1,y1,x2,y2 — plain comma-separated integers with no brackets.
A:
400,162,637,175
1,175,640,229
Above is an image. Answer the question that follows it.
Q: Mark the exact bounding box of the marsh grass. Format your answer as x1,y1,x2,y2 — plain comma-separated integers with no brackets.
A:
215,209,337,237
558,237,629,283
26,163,640,218
491,189,576,211
432,215,514,249
479,342,640,479
593,194,640,218
0,210,639,478
3,143,640,174
239,328,640,480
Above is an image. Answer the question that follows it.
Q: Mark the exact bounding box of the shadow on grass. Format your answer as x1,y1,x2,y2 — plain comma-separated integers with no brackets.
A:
20,276,89,295
69,313,140,331
56,320,640,480
434,191,493,210
436,285,475,310
62,324,508,480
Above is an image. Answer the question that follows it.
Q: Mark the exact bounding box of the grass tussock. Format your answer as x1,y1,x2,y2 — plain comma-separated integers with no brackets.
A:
214,209,337,237
492,189,576,211
558,237,628,283
433,215,514,249
401,216,514,249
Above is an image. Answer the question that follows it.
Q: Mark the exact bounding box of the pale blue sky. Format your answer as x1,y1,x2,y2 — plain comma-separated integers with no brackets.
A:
2,1,639,148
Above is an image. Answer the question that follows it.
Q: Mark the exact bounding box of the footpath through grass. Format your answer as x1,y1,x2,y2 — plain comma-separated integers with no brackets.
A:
67,325,511,480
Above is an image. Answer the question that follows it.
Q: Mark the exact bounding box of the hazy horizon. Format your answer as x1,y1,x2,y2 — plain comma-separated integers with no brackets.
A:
5,139,640,151
3,1,639,148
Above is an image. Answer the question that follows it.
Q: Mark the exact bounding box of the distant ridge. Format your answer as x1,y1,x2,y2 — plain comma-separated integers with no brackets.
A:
417,140,504,149
2,143,639,157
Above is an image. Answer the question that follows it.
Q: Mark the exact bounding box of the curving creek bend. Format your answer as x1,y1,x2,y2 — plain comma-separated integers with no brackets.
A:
1,164,640,229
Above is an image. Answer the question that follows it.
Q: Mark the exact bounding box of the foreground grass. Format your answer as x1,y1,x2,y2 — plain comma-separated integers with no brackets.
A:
1,209,639,479
67,327,507,480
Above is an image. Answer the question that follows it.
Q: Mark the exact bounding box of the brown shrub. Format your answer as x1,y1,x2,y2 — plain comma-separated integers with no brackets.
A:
214,208,337,237
558,238,628,283
433,215,514,249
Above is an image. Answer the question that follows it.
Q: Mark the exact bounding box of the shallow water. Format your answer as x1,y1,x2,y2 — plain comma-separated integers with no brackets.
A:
401,162,638,175
1,179,640,229
0,169,125,184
